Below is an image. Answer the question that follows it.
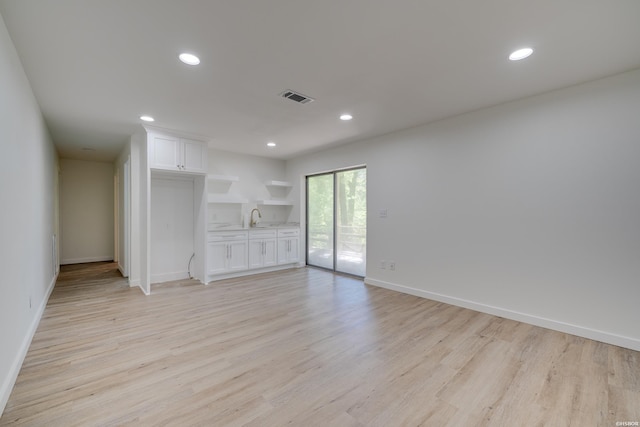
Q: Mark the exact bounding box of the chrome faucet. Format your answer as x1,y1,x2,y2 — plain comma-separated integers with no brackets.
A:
250,208,262,227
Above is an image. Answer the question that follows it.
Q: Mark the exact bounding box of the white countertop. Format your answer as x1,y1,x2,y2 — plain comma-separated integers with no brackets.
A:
207,223,300,232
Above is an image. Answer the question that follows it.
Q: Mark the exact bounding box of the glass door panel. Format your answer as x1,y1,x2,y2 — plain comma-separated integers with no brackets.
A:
306,174,334,270
336,169,367,276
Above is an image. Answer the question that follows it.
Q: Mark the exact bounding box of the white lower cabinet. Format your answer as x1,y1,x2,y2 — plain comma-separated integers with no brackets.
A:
249,229,277,269
208,227,300,280
277,228,300,265
207,231,248,275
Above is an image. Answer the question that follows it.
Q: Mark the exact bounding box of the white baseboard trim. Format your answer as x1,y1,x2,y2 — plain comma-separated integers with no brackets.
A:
60,256,113,265
364,277,640,352
127,278,148,295
151,271,189,284
117,263,127,278
0,273,57,416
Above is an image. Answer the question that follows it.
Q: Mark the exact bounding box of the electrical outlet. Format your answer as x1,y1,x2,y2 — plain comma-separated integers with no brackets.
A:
389,261,396,271
379,260,386,270
379,209,388,218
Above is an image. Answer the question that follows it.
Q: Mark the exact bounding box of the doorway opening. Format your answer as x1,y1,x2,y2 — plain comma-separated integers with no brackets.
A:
306,167,366,277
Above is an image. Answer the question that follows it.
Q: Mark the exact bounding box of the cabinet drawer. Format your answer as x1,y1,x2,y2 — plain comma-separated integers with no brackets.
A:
208,231,248,242
249,229,277,239
277,228,299,237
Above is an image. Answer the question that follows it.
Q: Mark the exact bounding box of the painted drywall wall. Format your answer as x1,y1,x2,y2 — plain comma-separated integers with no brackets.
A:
138,132,151,295
126,133,144,291
0,13,59,414
208,148,290,226
150,177,194,283
286,69,640,350
59,159,114,264
115,150,129,277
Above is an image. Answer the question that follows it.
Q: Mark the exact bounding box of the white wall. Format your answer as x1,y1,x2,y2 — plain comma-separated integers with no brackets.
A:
208,148,290,226
150,176,194,283
286,69,640,351
115,148,130,277
59,159,114,264
134,131,151,295
115,131,147,293
0,13,59,414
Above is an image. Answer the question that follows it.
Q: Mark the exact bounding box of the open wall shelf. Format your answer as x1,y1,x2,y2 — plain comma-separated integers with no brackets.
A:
208,195,248,204
208,174,239,183
256,199,293,206
264,180,292,188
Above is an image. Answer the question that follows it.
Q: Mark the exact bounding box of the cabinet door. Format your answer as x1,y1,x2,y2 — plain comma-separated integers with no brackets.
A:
287,237,300,263
207,242,228,275
181,138,207,173
228,241,248,272
248,240,264,269
263,239,278,267
150,135,180,171
277,239,288,265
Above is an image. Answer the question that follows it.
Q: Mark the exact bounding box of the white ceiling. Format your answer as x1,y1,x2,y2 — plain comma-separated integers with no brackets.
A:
1,1,639,162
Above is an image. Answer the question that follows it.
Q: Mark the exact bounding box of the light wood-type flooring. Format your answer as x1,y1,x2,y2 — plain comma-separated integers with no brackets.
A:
1,262,639,426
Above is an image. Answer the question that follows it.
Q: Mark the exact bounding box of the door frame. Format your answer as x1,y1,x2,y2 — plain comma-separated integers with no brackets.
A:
305,165,366,276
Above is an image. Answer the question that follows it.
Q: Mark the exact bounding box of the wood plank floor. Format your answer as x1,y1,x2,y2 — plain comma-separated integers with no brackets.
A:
1,262,639,426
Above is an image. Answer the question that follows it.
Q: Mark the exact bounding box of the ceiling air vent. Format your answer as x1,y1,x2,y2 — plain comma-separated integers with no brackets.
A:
280,90,315,104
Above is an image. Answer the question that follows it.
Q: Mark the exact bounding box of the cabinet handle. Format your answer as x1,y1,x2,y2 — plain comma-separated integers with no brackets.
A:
230,245,232,258
226,245,230,259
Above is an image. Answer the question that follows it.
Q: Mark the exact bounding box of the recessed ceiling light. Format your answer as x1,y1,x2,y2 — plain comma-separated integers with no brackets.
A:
340,114,353,121
140,115,155,122
267,142,276,147
179,53,200,65
509,47,534,61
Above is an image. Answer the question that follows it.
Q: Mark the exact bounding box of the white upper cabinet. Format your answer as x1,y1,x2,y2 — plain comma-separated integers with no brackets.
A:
181,138,207,173
149,135,180,170
148,134,207,174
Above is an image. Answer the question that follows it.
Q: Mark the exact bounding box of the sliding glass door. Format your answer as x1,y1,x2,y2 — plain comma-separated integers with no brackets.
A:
307,167,366,276
307,173,334,269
